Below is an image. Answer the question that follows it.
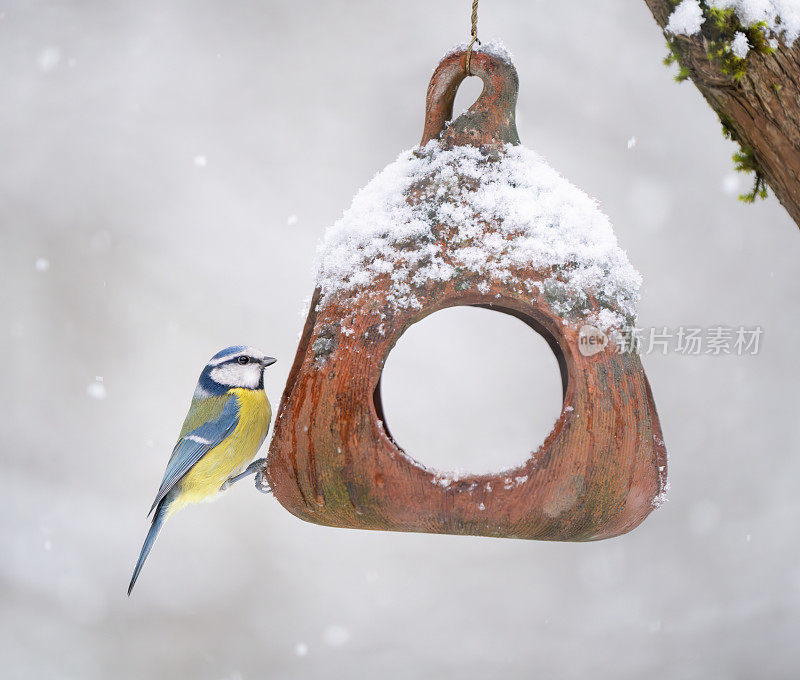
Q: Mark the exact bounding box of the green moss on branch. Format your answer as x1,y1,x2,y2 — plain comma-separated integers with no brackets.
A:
720,115,769,202
663,2,775,202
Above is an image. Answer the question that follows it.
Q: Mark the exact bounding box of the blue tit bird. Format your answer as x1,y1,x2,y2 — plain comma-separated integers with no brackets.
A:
128,345,276,595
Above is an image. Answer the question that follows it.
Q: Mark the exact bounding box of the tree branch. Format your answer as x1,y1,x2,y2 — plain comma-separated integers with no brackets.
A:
644,0,800,229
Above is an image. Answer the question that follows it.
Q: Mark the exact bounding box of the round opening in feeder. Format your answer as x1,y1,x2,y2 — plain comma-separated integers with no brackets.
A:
375,304,567,475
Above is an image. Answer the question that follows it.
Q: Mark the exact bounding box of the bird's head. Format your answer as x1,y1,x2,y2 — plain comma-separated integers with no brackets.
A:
195,345,277,397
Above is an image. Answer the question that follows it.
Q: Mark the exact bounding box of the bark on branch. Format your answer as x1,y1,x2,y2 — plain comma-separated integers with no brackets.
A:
644,0,800,228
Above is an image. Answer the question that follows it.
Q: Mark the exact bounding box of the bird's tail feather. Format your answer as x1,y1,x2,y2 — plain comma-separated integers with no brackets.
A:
128,500,169,596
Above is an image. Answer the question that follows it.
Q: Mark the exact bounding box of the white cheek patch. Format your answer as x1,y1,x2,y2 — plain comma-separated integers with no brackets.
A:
209,363,262,389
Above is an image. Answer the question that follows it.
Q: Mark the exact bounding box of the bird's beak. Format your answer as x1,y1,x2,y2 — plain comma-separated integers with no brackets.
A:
261,357,277,367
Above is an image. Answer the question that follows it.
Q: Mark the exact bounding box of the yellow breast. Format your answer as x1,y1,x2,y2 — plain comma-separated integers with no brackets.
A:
172,388,271,511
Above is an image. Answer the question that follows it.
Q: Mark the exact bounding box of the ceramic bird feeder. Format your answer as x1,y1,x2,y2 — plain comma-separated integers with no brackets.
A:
264,43,667,541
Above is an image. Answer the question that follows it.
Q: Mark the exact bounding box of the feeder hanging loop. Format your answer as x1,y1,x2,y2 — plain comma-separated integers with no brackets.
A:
465,0,481,75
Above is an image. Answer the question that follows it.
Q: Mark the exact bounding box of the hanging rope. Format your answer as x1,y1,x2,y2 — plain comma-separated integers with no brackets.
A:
465,0,481,75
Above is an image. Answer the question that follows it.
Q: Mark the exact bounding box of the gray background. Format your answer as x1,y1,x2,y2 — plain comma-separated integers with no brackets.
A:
2,1,799,678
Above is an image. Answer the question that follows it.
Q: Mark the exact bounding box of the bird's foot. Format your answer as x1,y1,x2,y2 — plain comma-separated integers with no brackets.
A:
220,458,268,492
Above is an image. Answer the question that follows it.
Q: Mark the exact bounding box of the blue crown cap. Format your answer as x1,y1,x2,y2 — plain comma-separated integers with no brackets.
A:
211,345,247,361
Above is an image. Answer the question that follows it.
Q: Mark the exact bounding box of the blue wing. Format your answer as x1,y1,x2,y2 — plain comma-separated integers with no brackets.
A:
149,395,240,514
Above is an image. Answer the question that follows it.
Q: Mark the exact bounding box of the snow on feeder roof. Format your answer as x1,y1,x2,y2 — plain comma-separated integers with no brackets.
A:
315,138,642,332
